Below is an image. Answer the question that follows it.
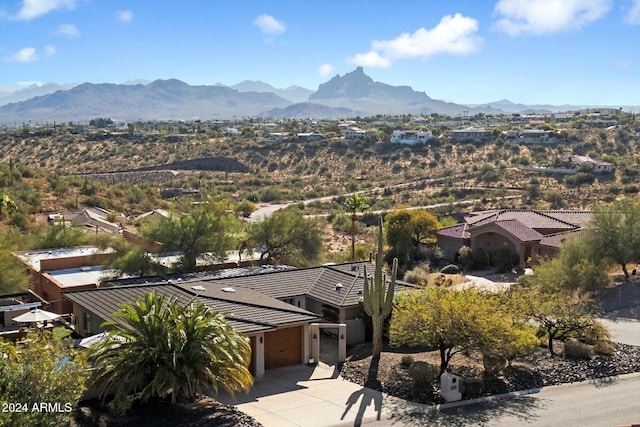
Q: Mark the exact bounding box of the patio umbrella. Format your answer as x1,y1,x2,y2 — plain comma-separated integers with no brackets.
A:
12,308,61,323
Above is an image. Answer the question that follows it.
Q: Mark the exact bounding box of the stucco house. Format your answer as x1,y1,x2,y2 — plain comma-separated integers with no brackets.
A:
13,246,118,314
64,262,410,377
64,280,319,377
567,155,615,173
436,209,592,267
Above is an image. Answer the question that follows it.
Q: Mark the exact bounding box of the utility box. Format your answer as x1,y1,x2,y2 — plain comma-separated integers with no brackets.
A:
440,372,463,402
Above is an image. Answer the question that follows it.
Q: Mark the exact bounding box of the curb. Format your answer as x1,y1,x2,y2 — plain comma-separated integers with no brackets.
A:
435,371,640,410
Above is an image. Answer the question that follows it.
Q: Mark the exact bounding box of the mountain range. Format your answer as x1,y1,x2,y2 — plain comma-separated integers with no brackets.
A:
0,68,637,124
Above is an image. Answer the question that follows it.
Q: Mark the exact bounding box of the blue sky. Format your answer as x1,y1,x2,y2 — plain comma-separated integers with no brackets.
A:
1,0,639,105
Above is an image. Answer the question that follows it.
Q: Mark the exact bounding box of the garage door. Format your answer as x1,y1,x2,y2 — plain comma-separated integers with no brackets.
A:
264,327,302,370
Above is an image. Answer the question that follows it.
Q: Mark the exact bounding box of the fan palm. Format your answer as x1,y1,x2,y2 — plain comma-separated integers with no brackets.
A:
89,291,252,404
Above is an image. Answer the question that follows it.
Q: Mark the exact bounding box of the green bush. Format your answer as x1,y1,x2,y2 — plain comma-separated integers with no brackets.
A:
408,361,438,385
492,248,520,273
563,339,592,360
482,354,507,377
400,355,415,367
462,377,484,398
440,264,459,274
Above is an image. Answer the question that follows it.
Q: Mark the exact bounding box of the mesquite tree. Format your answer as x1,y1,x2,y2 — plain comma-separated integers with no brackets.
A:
363,217,397,358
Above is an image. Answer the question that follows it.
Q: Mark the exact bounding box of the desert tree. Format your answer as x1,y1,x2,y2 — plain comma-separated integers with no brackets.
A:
344,193,369,261
247,209,322,266
586,199,640,279
141,199,239,272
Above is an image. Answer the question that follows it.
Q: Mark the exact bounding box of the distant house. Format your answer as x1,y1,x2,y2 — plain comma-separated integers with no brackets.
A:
451,126,490,143
268,132,290,142
297,132,324,141
223,127,240,136
518,129,556,144
14,246,118,314
436,209,592,268
391,130,432,145
567,155,615,173
344,127,378,141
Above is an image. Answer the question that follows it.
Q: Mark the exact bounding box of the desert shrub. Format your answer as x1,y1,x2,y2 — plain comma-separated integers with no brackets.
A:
471,247,490,270
492,248,520,273
440,264,459,274
564,339,592,360
570,320,611,345
404,264,431,285
332,214,362,234
482,354,507,377
400,355,415,367
462,378,484,398
414,245,443,264
594,340,617,356
458,245,473,270
408,361,438,385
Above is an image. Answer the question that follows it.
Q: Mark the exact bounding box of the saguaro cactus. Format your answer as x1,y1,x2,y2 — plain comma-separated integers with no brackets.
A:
363,217,398,358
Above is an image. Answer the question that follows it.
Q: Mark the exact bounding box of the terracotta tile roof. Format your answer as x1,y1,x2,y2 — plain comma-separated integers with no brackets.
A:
539,229,586,248
64,282,320,334
435,223,470,240
490,219,544,242
466,209,582,232
539,211,593,227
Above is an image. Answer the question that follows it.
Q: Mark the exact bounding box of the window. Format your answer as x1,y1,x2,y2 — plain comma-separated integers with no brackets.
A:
83,312,92,333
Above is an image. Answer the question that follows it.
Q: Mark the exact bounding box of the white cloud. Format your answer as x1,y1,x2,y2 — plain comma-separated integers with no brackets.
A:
5,47,38,62
45,45,56,57
347,14,482,68
614,60,633,69
17,81,44,87
347,51,392,68
493,0,612,36
55,23,79,37
14,0,77,20
625,0,640,24
318,64,335,76
253,14,286,35
116,10,133,23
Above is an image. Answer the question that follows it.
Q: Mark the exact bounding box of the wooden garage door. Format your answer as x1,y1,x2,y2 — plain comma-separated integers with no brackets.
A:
264,327,302,370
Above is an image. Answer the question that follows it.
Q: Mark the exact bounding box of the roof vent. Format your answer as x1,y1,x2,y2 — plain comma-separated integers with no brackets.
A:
222,287,236,293
191,285,205,291
351,266,358,271
357,289,363,296
335,283,343,292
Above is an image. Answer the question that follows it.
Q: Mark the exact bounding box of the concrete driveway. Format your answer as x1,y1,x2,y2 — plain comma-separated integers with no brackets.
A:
216,363,424,426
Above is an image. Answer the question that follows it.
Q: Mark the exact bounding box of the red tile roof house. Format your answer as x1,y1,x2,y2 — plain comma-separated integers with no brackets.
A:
63,262,412,377
436,209,592,268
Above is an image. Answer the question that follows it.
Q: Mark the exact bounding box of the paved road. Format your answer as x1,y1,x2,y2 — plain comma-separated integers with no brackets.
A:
373,374,640,427
600,317,640,346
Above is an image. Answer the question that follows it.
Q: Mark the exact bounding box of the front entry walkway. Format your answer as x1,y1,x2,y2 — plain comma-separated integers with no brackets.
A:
216,363,424,426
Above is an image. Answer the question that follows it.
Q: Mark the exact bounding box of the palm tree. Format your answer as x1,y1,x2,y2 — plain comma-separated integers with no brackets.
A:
89,291,253,405
344,193,369,261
